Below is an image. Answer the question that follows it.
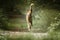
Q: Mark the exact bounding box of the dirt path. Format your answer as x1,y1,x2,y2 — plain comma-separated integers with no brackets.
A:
0,31,48,38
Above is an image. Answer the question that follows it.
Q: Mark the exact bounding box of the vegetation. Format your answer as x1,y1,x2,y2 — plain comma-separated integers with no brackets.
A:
0,0,60,40
0,32,60,40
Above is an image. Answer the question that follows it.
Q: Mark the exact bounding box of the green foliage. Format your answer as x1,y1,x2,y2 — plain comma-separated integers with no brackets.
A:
0,0,60,32
48,12,60,32
0,11,8,30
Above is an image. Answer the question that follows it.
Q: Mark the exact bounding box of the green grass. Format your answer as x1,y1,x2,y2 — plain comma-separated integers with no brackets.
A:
0,32,60,40
41,32,60,40
0,34,36,40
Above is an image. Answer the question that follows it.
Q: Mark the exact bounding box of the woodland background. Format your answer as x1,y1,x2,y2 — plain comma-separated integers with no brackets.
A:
0,0,60,40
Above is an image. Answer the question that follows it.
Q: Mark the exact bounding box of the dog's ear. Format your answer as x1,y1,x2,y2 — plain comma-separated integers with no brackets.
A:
30,3,34,7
